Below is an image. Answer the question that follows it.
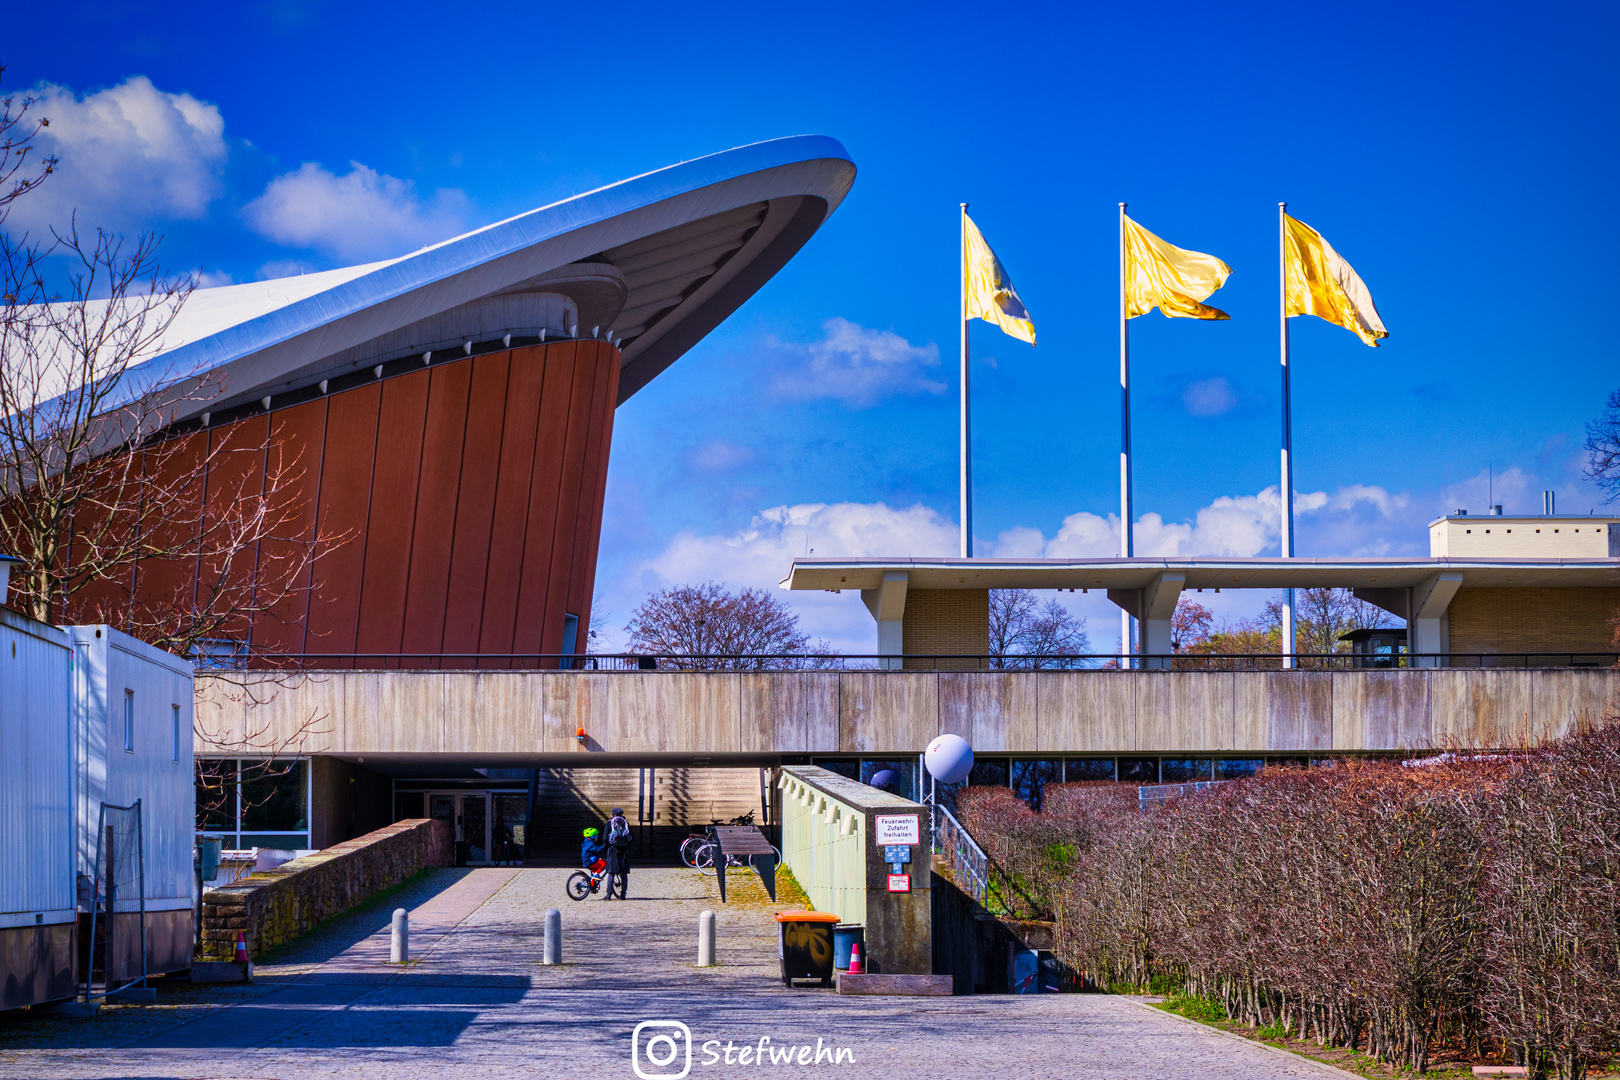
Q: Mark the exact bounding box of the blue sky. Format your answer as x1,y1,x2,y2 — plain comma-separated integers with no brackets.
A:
8,0,1618,651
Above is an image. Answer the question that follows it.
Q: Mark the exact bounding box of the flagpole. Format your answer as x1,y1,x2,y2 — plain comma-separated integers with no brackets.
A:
1119,202,1134,667
1279,202,1296,669
960,202,972,559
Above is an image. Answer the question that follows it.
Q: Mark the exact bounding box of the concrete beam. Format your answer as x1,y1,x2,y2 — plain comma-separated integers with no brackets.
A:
1411,571,1463,666
1141,573,1186,668
862,572,908,671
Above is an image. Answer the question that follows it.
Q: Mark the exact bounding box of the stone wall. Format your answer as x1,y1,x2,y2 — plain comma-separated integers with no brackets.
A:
200,818,452,961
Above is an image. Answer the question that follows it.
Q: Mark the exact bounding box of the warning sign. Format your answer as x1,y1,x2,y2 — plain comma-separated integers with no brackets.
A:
875,815,920,846
887,874,911,893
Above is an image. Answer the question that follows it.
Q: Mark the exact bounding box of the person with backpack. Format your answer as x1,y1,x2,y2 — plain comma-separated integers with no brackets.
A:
603,807,633,900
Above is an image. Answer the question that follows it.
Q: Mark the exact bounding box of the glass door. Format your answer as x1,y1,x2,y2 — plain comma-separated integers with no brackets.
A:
461,793,489,864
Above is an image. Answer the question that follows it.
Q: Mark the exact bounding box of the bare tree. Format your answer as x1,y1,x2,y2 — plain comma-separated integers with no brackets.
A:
989,589,1092,669
625,582,833,669
1584,388,1620,502
0,72,336,807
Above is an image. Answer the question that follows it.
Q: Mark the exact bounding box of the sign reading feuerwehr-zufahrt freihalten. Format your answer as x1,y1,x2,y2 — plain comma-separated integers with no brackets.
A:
875,815,920,846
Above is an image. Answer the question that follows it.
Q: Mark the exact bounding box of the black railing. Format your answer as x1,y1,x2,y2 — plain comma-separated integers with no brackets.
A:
199,651,1620,672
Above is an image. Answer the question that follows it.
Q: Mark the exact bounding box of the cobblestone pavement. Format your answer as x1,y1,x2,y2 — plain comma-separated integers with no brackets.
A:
0,867,1351,1080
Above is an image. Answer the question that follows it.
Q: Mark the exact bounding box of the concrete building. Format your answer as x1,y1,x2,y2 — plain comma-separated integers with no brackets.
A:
784,512,1620,666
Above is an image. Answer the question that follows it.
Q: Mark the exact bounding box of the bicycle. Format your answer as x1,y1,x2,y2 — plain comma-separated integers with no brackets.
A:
678,811,759,867
693,836,781,877
566,858,608,900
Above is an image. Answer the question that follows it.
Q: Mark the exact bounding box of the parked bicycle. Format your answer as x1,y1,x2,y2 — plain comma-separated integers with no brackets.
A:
677,810,758,867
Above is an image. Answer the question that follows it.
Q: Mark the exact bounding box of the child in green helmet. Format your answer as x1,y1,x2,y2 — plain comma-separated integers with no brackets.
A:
580,826,605,868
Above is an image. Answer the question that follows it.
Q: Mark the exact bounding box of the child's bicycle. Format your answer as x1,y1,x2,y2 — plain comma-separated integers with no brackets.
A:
566,858,607,901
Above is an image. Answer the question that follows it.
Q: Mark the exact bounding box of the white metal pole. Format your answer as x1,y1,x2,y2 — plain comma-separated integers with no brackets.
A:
960,202,972,559
1119,203,1134,667
1279,202,1296,669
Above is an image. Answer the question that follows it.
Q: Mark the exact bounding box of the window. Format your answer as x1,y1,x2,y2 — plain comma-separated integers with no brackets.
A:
194,758,310,851
171,705,181,763
123,690,134,753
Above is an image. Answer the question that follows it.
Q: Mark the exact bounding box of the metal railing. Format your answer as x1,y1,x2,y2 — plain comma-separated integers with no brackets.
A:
1138,780,1230,811
201,651,1620,672
931,802,990,909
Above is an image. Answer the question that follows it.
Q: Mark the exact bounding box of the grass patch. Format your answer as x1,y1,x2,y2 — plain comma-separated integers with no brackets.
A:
1157,994,1227,1023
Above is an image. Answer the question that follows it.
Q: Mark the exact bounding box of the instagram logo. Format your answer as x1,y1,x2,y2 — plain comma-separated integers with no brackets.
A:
632,1020,692,1079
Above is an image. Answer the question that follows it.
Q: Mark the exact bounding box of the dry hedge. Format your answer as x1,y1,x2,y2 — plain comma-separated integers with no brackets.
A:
957,724,1620,1078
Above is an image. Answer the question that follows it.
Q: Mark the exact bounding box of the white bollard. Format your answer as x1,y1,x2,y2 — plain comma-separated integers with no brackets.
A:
698,910,716,967
390,908,408,963
543,908,562,965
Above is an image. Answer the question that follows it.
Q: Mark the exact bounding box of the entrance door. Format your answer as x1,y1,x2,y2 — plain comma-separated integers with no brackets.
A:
461,793,489,864
426,792,491,865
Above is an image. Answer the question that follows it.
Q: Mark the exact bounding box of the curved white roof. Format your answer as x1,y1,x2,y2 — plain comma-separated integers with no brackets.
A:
129,136,855,420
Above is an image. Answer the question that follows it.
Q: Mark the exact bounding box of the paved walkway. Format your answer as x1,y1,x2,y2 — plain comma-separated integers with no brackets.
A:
0,867,1350,1080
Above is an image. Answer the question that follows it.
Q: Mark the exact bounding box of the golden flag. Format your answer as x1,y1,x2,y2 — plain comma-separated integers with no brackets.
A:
1123,215,1231,320
964,214,1035,344
1283,214,1388,346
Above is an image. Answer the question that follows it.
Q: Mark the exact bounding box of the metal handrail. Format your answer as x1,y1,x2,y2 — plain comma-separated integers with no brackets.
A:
196,651,1620,672
931,803,990,909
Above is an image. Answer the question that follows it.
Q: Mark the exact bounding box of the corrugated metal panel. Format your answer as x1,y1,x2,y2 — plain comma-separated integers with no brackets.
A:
69,627,196,911
0,609,73,922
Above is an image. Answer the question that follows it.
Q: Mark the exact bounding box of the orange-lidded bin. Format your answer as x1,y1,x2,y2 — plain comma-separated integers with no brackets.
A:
774,911,841,987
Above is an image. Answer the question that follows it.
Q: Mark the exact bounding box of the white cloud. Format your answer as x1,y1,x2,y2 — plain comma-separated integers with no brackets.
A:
768,318,945,408
1183,376,1237,417
243,161,471,262
621,501,957,652
193,269,234,289
7,77,227,233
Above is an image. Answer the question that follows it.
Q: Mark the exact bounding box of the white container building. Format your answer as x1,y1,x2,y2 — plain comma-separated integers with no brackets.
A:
0,588,75,1011
70,625,196,980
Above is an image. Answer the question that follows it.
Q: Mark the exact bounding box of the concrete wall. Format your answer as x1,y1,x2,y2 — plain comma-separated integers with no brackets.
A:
780,767,930,975
197,667,1620,758
310,757,392,849
1447,587,1620,656
200,818,452,960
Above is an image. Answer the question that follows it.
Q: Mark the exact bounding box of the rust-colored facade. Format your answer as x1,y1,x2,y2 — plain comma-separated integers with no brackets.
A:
217,339,618,664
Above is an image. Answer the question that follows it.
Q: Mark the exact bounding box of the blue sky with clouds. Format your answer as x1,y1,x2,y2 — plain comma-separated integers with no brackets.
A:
8,1,1618,651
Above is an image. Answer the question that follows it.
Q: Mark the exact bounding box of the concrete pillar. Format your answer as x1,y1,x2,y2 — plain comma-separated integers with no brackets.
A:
390,908,408,963
1411,572,1463,667
862,572,908,670
542,908,562,965
697,910,716,967
1108,572,1184,668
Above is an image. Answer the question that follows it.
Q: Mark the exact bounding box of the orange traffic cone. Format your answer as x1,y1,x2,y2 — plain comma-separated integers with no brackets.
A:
846,943,863,975
234,931,249,964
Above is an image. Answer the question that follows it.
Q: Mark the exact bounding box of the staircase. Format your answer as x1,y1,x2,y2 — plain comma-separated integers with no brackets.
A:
526,766,771,864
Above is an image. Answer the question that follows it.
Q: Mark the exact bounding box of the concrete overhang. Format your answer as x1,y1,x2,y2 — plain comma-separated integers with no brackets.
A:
91,136,856,421
782,556,1620,592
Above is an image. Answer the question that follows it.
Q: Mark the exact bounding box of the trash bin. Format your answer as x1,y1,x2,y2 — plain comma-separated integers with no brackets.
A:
832,924,864,971
774,911,840,987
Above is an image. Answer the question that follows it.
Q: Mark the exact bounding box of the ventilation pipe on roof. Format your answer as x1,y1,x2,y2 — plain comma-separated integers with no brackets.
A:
539,329,547,343
1455,509,1468,516
1543,490,1556,514
200,412,210,427
1489,505,1503,516
570,324,578,338
260,396,271,411
372,365,384,379
503,334,511,348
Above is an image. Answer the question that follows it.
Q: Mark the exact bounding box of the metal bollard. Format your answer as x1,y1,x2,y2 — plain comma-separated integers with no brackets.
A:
543,908,562,966
698,910,716,967
390,908,408,963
